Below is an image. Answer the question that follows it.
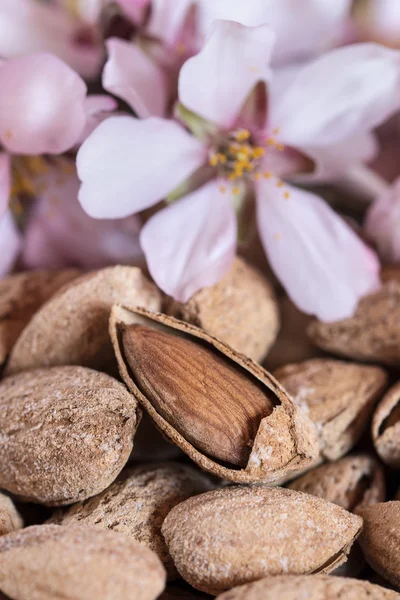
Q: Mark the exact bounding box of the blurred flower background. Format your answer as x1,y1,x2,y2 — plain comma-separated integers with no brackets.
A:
3,0,400,322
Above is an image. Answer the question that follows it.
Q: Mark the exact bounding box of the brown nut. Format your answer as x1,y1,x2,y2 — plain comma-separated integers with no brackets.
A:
274,358,387,461
5,266,161,375
0,269,80,367
358,502,400,589
0,493,23,536
166,257,279,363
215,575,400,600
288,454,385,513
0,366,140,505
161,486,363,595
372,381,400,469
110,305,319,484
0,524,166,600
307,281,400,366
49,462,213,578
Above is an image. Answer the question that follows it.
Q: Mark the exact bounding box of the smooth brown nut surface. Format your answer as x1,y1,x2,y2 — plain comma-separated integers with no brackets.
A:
111,306,319,484
274,359,387,460
0,524,166,600
307,282,400,366
0,366,139,505
372,382,400,469
288,454,385,512
166,257,280,363
50,462,213,578
0,269,79,367
215,575,400,600
0,493,23,536
5,266,161,375
358,502,400,589
161,486,363,594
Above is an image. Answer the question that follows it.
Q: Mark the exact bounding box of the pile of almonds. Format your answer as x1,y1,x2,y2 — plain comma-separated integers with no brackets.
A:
0,259,399,599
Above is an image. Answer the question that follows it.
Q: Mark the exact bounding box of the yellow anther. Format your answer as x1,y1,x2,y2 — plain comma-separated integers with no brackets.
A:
218,153,227,164
277,180,285,188
273,128,280,135
276,143,285,152
253,147,265,158
228,173,238,181
209,154,219,167
267,137,276,146
254,172,262,181
263,171,273,179
232,186,240,195
284,191,291,199
234,129,250,141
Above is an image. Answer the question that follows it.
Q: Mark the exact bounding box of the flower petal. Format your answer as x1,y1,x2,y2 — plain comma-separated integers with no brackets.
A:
140,179,237,301
0,210,21,278
23,159,144,270
103,38,168,118
115,0,150,24
78,115,206,218
146,0,195,48
76,95,118,145
364,177,400,264
178,20,274,128
0,0,104,78
256,180,380,321
0,153,11,217
0,53,87,155
271,43,400,149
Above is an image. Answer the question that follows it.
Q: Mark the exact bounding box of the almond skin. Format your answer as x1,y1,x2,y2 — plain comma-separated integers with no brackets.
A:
358,502,400,589
0,366,140,505
49,462,213,578
122,324,276,467
0,493,23,536
0,525,166,600
0,269,79,366
5,266,161,375
161,486,363,595
111,305,319,484
307,281,400,366
288,454,385,513
274,358,387,460
166,257,279,363
372,381,400,469
215,575,400,600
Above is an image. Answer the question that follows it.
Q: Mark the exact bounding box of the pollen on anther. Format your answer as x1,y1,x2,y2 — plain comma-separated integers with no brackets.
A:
232,186,240,195
277,180,285,188
263,171,272,179
284,191,290,199
273,128,280,135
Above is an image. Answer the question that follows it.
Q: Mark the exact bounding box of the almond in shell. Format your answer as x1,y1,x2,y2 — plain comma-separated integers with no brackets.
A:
0,493,23,536
110,305,319,484
372,381,400,469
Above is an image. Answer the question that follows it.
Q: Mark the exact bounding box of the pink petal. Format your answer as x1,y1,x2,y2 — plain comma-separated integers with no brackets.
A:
76,95,118,145
256,180,380,321
357,0,400,45
0,53,87,155
140,179,237,302
103,38,168,118
0,0,104,79
22,159,144,270
364,177,400,264
0,210,21,278
271,43,400,150
78,115,206,218
115,0,150,24
0,153,11,217
146,0,195,48
178,20,274,129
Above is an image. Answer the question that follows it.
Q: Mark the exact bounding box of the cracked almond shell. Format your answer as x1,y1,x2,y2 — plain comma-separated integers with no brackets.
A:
0,269,79,367
288,454,385,513
215,575,400,600
358,502,400,589
0,524,166,600
0,366,140,505
307,281,400,366
166,257,279,363
274,358,387,461
5,266,161,375
49,462,213,578
0,493,23,536
110,305,319,484
372,381,400,469
161,486,363,595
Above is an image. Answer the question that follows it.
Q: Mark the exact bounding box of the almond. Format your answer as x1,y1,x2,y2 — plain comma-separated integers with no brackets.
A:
0,269,79,366
49,462,213,578
110,305,319,483
0,366,140,505
307,281,400,366
372,381,400,469
0,493,23,536
288,454,385,513
215,575,400,600
166,257,279,363
0,524,166,600
358,502,400,589
274,358,387,460
5,266,161,375
161,486,363,594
